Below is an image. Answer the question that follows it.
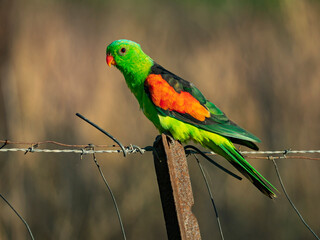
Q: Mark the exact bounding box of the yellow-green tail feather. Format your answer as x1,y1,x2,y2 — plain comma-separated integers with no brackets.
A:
219,144,277,199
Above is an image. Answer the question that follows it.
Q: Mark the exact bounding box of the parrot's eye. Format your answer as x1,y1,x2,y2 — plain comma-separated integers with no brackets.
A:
119,47,127,55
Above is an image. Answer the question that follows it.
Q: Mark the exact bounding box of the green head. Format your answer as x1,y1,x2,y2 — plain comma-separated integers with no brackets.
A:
106,39,153,90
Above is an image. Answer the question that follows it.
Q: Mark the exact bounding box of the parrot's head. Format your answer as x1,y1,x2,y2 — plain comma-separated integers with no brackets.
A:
106,39,153,83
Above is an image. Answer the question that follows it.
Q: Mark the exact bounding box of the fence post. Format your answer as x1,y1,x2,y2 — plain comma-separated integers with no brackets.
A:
153,133,201,240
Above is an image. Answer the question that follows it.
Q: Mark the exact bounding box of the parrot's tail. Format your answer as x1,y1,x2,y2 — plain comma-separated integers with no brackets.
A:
222,144,277,199
206,140,277,199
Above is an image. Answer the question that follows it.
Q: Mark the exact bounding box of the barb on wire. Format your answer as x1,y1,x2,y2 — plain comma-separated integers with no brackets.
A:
193,154,224,240
24,144,38,155
0,193,35,240
271,157,320,240
91,150,126,240
76,113,127,157
184,145,242,180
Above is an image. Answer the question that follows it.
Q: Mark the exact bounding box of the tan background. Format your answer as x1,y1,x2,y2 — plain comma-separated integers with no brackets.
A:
0,0,320,239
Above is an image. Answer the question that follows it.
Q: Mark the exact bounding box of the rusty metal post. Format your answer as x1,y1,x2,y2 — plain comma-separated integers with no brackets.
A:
153,134,201,240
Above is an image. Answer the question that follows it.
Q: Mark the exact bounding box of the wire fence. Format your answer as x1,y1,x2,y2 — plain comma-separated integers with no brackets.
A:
1,114,320,240
1,139,320,158
1,138,320,239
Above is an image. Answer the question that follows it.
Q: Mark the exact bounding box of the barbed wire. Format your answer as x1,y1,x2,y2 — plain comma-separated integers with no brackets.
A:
2,114,319,240
1,139,320,239
1,140,320,161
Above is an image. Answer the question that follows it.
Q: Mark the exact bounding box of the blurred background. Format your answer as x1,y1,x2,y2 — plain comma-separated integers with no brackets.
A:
1,0,320,239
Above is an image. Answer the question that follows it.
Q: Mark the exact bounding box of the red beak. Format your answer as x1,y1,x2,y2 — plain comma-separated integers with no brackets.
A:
106,54,116,67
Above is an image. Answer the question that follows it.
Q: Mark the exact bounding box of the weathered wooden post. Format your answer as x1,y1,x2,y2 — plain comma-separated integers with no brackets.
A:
153,133,201,240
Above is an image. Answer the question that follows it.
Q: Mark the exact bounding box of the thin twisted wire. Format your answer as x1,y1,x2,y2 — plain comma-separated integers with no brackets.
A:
0,148,126,154
1,147,320,156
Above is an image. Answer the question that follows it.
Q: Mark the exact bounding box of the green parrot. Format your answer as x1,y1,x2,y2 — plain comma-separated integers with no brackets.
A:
106,39,277,199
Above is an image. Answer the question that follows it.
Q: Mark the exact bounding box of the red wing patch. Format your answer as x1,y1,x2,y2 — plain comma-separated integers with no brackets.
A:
145,74,210,121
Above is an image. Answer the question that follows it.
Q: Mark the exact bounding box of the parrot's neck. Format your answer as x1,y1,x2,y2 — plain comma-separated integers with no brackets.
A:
119,55,154,102
124,74,147,105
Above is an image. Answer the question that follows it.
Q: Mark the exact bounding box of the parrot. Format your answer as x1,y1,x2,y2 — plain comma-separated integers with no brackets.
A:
106,39,277,199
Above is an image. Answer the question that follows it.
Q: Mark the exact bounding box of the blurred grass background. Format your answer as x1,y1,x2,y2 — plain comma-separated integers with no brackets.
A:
1,0,320,239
